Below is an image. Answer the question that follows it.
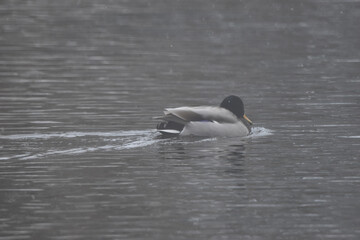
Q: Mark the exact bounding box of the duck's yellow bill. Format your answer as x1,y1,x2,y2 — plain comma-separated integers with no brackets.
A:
243,114,253,125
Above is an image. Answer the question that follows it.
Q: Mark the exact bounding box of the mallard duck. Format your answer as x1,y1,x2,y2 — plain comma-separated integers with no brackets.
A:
155,95,253,137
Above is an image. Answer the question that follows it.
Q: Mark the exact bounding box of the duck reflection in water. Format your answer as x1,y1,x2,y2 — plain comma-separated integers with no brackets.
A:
155,136,246,176
222,144,246,175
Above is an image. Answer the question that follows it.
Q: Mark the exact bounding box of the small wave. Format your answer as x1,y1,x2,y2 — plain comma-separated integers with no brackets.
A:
30,121,62,124
0,130,155,140
2,128,272,160
20,135,162,160
339,136,360,139
0,129,160,160
247,127,273,138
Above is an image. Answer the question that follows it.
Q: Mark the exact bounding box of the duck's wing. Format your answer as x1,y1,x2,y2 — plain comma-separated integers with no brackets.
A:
162,106,238,123
154,112,189,125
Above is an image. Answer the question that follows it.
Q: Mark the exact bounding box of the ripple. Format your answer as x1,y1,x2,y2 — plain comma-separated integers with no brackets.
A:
339,136,360,139
0,130,155,140
1,127,272,161
248,127,273,138
18,135,161,160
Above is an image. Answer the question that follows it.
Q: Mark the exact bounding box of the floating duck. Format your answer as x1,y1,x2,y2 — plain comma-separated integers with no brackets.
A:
156,95,252,137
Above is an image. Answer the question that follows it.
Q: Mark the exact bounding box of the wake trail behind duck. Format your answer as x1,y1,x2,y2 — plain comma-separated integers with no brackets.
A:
0,129,155,140
2,129,161,160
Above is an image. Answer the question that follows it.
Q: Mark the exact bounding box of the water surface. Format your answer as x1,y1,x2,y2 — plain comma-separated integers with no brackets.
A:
1,1,360,239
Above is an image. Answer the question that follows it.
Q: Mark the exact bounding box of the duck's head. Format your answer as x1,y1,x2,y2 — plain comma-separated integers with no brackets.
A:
220,95,253,125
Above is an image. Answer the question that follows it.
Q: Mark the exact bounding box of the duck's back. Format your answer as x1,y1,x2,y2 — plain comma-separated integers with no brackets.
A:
164,106,238,123
156,95,252,137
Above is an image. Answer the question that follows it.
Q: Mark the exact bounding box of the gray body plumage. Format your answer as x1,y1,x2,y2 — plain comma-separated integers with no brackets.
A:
157,106,251,137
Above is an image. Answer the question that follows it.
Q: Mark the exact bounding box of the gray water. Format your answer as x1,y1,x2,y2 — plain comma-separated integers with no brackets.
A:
1,1,360,239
